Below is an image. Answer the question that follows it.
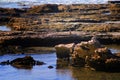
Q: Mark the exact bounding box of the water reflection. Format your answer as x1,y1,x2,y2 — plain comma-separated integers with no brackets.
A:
70,67,120,80
56,59,69,69
0,26,11,31
105,44,120,53
0,54,120,80
0,45,120,80
12,64,33,69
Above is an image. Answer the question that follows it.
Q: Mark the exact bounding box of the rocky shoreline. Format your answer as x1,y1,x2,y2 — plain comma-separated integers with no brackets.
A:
0,2,120,72
0,4,120,47
0,3,119,49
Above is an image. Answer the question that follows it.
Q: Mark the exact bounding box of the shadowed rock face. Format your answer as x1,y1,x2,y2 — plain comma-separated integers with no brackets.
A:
55,37,120,72
28,4,59,13
0,31,120,47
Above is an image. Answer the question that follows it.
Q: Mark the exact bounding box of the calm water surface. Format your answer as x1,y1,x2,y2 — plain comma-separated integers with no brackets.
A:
0,45,120,80
0,26,11,31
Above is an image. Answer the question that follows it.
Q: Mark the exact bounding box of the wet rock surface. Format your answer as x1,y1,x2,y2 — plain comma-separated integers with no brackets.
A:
0,56,45,69
55,37,120,72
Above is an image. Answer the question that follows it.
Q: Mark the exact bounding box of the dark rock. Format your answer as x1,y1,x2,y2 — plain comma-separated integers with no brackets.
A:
105,58,120,72
0,60,9,65
10,56,36,66
71,57,85,67
48,65,54,69
28,4,59,13
0,55,45,69
36,61,45,65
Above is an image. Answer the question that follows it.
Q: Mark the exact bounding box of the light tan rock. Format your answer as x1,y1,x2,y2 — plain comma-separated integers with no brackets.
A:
55,43,75,59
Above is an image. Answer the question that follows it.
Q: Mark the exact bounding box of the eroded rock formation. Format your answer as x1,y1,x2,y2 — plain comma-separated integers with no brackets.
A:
55,37,120,72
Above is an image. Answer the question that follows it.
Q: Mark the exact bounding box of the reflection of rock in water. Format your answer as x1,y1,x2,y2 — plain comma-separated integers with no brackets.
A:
70,67,110,80
12,64,33,69
56,59,69,69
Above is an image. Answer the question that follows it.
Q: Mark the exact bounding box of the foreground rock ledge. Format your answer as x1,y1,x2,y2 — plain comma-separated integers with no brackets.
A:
55,37,120,72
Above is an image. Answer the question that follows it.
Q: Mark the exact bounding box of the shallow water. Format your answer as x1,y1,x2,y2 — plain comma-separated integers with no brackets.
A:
0,53,74,80
0,26,11,31
0,53,120,80
0,45,120,80
106,44,120,53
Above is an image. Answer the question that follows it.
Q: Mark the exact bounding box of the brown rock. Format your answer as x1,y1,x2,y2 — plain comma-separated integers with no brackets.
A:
55,43,75,59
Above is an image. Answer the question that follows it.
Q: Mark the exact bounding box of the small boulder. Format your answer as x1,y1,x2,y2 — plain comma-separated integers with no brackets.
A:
48,65,54,69
10,56,35,66
5,56,45,69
